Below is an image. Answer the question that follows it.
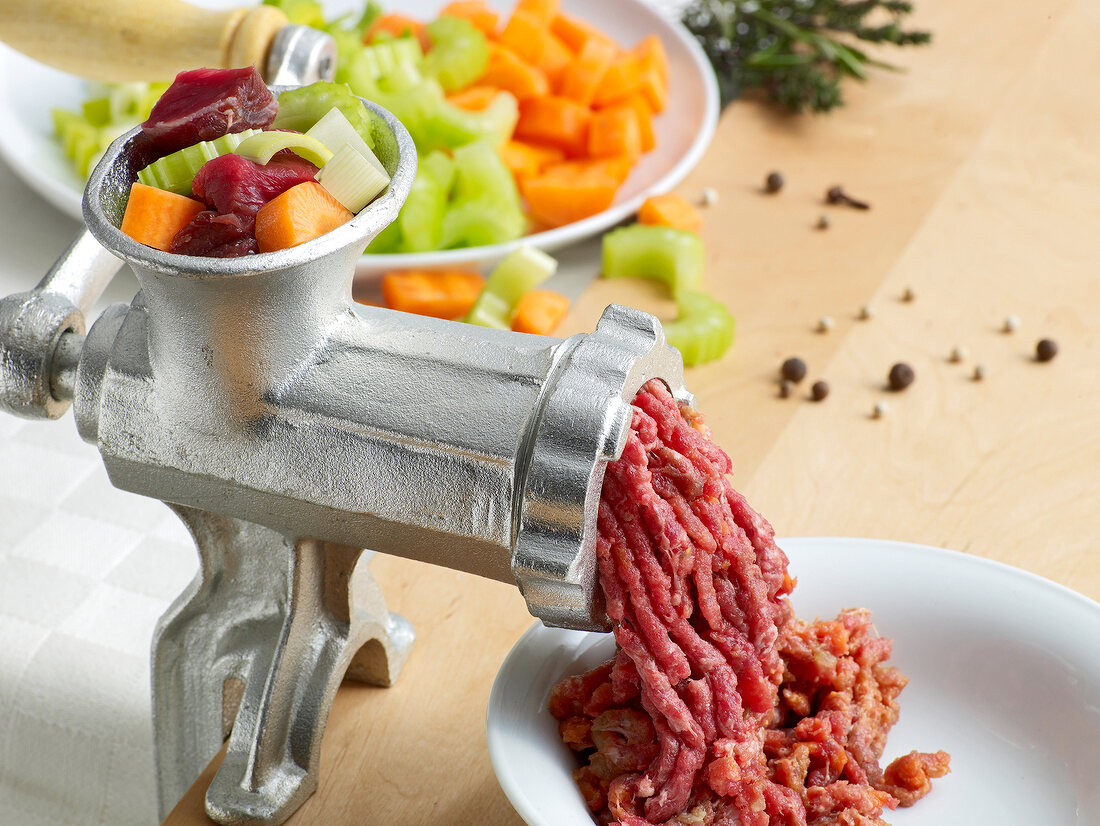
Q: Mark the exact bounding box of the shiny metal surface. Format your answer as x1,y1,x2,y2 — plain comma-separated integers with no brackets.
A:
265,25,337,86
1,90,691,825
0,229,120,418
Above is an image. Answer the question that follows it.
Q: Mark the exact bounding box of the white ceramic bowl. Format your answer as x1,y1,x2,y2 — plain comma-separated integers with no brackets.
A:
487,537,1100,826
0,0,719,278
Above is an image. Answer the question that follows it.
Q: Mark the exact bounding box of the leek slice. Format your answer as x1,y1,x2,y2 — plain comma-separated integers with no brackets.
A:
235,130,333,168
316,145,390,213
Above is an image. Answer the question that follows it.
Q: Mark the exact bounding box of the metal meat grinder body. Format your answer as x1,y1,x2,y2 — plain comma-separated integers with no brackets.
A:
0,101,692,824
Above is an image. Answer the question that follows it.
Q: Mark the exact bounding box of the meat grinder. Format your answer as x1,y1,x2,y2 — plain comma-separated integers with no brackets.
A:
0,94,694,824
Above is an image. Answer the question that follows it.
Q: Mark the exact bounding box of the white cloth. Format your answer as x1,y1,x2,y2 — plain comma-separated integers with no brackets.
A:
0,415,198,826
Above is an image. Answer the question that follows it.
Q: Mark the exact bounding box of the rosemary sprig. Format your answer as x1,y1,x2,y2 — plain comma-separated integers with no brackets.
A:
681,0,931,113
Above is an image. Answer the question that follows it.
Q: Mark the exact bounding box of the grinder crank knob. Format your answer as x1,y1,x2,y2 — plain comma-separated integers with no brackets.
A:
0,0,335,85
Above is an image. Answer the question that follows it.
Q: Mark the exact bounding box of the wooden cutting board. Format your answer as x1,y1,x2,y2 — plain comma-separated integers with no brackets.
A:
164,0,1100,822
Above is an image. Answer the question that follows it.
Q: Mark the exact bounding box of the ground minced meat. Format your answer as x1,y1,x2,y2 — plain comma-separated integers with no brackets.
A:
549,380,948,826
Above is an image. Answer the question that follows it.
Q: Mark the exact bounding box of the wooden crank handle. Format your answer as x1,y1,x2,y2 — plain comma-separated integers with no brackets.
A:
0,0,288,82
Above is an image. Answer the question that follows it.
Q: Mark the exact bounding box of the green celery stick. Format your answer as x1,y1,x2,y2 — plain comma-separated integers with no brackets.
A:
422,16,489,92
464,246,557,328
663,290,735,367
135,129,262,195
272,82,374,148
601,224,706,293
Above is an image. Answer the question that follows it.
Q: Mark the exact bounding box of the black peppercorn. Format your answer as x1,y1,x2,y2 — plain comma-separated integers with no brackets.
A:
780,357,807,383
888,362,915,391
811,380,830,401
1036,338,1058,362
765,171,784,193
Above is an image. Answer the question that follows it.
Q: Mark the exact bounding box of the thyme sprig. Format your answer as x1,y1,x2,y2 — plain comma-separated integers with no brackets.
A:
681,0,931,113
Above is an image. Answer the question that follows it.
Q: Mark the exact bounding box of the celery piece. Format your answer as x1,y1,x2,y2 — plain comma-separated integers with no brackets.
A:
663,290,735,367
417,92,517,153
272,82,374,149
262,0,326,28
235,130,333,168
440,199,525,250
81,97,112,127
316,145,390,213
135,128,262,195
398,171,448,252
422,150,456,194
306,108,387,175
601,225,706,293
464,246,557,328
422,16,490,92
451,139,522,213
365,216,403,253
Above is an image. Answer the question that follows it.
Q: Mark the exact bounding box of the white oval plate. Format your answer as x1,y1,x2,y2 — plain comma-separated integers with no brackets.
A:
487,537,1100,826
0,0,718,277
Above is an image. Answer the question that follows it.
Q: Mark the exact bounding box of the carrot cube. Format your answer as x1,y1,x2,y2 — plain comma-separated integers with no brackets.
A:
511,289,570,335
439,1,499,34
637,55,668,113
638,193,703,234
632,35,669,85
515,95,592,157
513,0,560,26
551,12,617,54
381,270,486,319
499,140,565,183
622,95,657,152
447,85,500,111
593,54,644,108
588,105,642,162
521,158,626,227
498,11,572,85
558,37,617,106
477,44,550,101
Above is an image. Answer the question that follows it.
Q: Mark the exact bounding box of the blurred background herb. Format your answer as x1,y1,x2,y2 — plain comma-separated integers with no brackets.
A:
681,0,931,113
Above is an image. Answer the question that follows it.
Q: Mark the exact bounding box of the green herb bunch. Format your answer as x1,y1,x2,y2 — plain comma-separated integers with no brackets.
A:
681,0,931,113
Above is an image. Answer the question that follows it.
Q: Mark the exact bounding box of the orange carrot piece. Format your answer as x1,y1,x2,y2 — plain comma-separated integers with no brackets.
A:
622,94,657,152
515,95,592,157
255,182,353,253
551,12,616,54
513,0,560,26
447,85,500,111
499,140,565,183
593,54,644,108
638,193,703,233
497,11,572,85
632,35,669,85
587,105,643,162
637,55,668,113
366,13,430,51
477,44,549,101
511,289,570,335
558,37,617,106
119,183,205,252
520,158,626,227
381,270,486,319
439,1,499,34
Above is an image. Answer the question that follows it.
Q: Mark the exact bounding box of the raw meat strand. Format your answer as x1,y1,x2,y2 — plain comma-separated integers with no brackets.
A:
711,575,751,637
602,501,691,682
596,504,628,621
723,479,791,597
693,492,782,668
633,383,731,475
637,690,681,798
605,453,697,609
610,649,641,704
665,617,745,737
602,472,682,620
683,678,717,743
615,626,706,817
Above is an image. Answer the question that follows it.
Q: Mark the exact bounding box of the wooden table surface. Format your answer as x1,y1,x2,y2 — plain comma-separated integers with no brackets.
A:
166,0,1100,822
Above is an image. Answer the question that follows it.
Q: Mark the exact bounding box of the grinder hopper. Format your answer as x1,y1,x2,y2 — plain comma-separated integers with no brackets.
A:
0,96,693,825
